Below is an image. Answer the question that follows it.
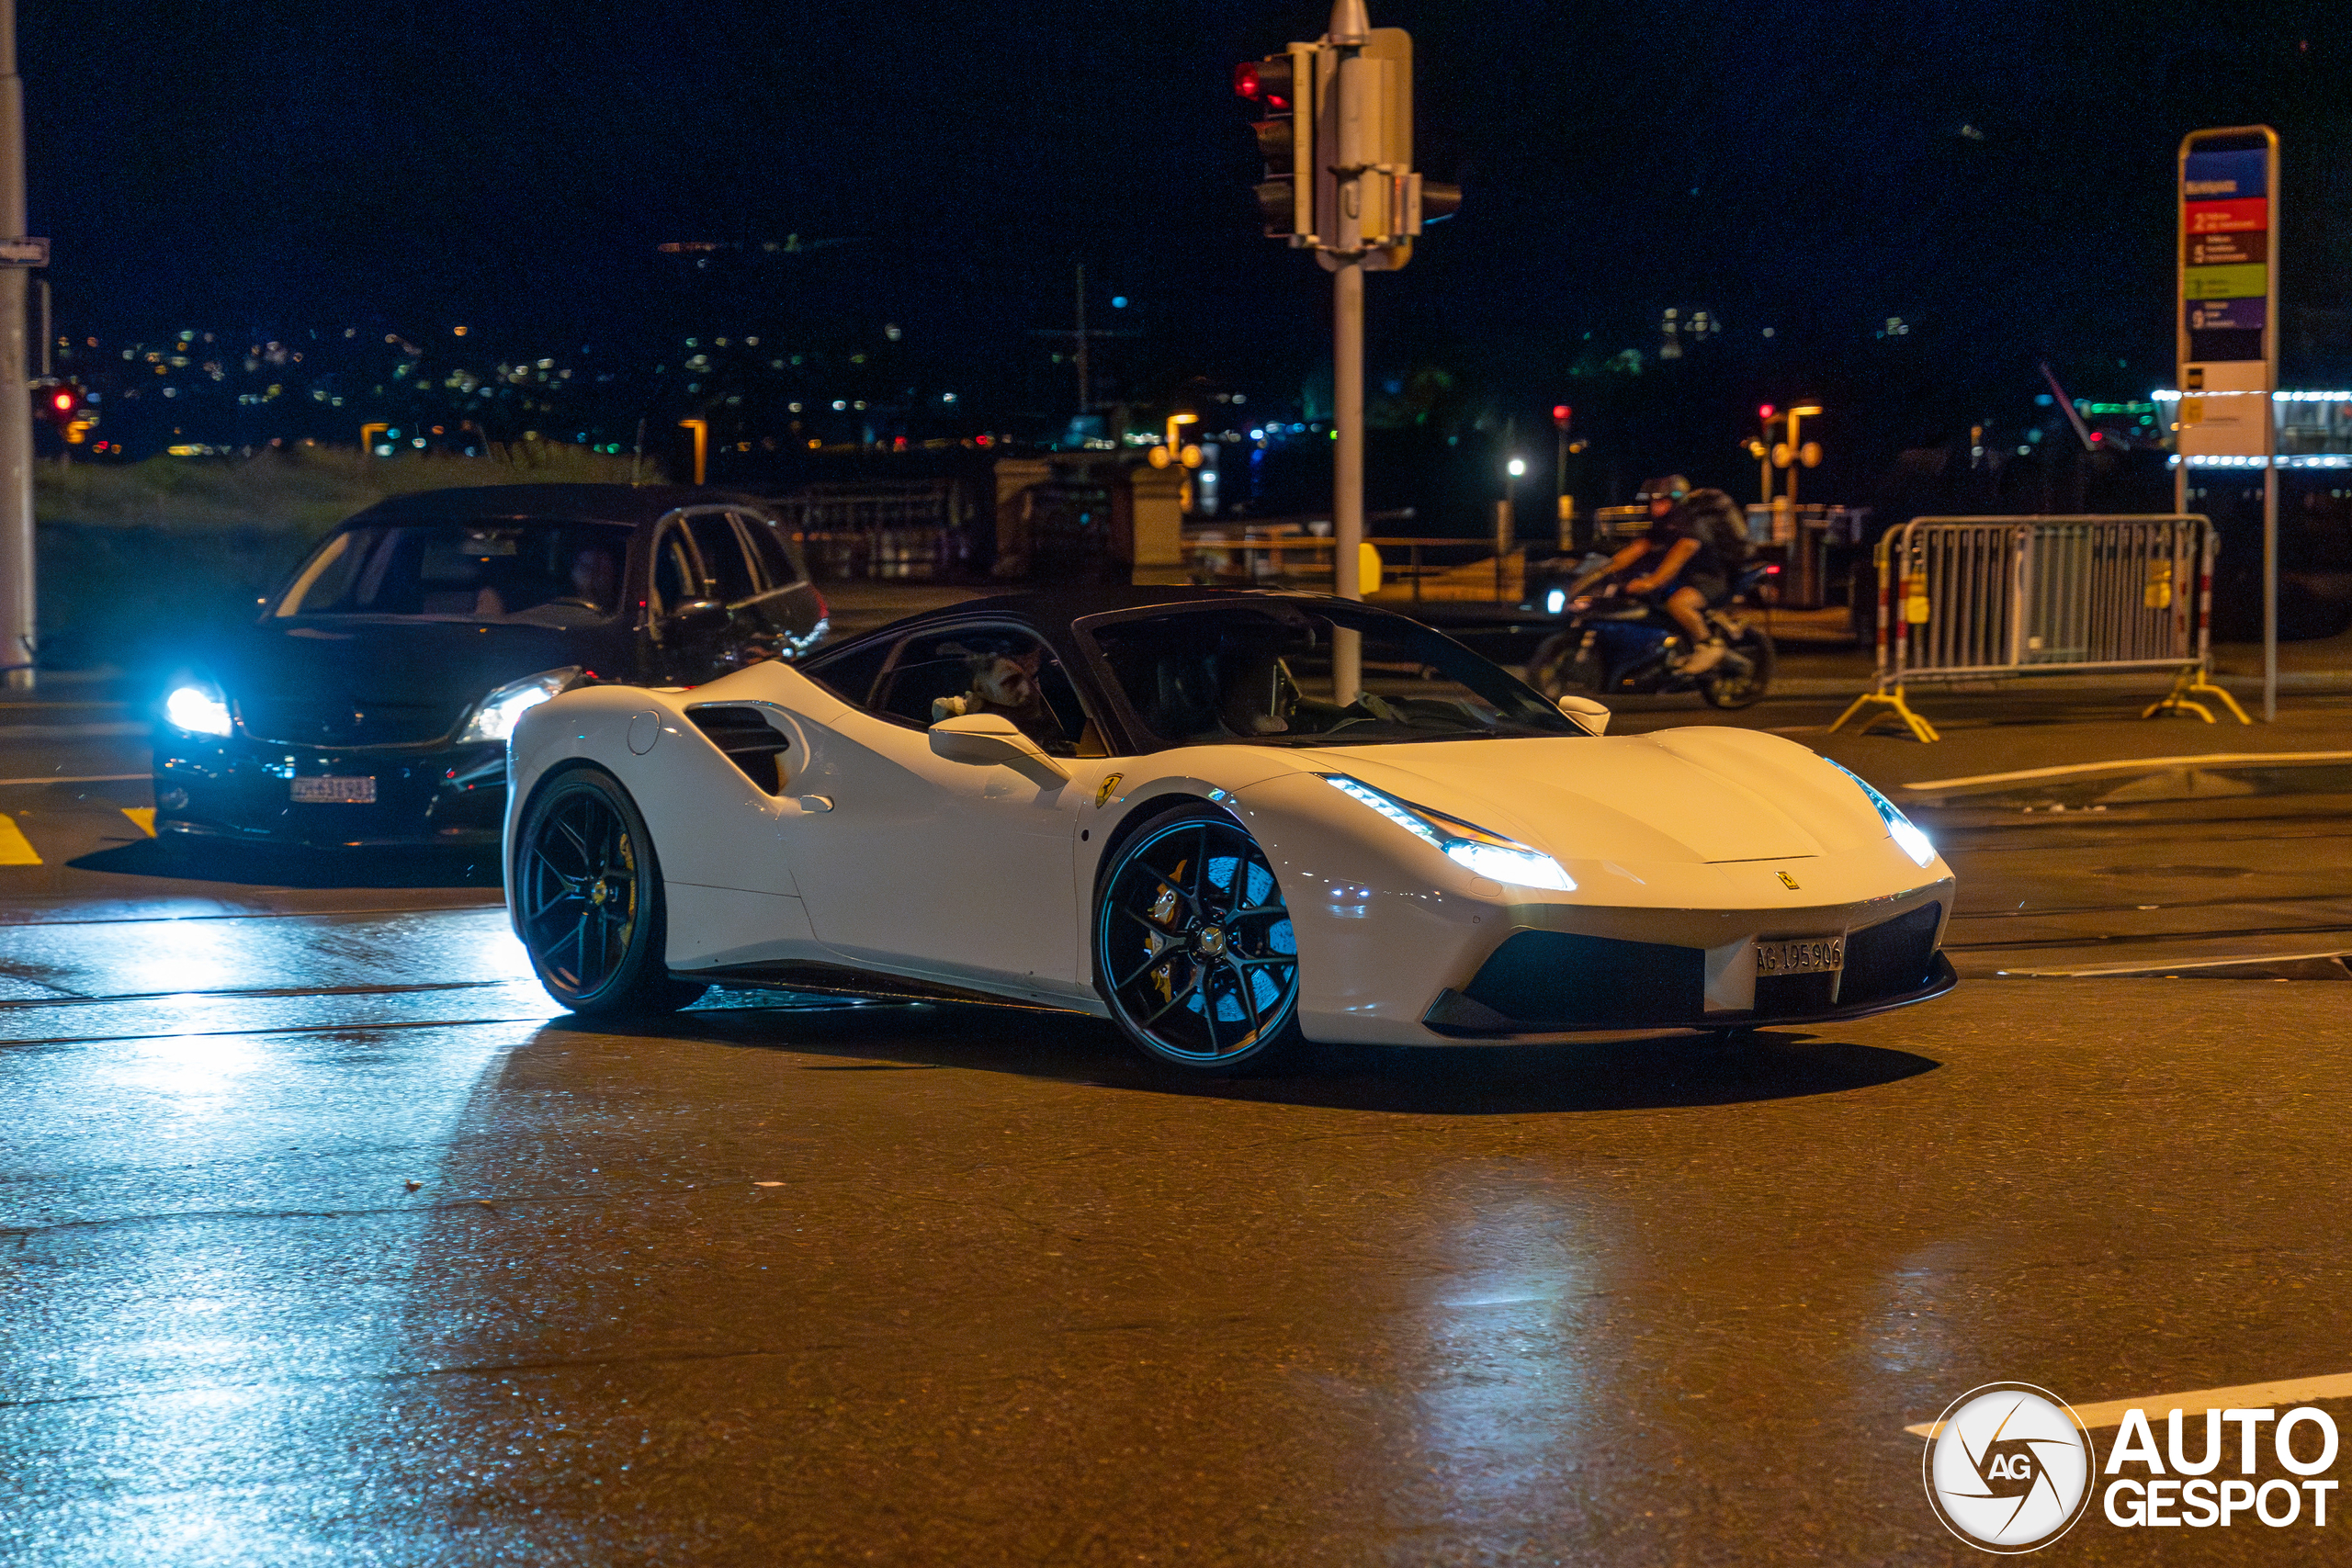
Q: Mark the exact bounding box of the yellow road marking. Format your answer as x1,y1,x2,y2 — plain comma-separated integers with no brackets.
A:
122,807,156,837
0,813,40,865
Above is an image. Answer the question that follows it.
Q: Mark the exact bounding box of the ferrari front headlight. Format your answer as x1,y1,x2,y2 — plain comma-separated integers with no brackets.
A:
457,667,580,745
1827,760,1937,868
1318,773,1575,892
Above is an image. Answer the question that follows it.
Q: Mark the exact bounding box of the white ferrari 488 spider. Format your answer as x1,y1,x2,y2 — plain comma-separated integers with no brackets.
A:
503,589,1955,1073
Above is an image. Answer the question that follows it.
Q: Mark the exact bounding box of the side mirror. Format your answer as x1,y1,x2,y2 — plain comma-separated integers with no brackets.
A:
1556,694,1611,735
928,711,1070,783
665,599,730,635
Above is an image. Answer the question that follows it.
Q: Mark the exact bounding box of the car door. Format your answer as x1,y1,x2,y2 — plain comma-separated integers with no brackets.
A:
730,508,828,658
775,623,1091,998
643,517,733,685
682,509,773,671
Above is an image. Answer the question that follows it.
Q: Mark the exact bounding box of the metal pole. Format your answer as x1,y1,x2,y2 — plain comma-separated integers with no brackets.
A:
1554,424,1566,550
1492,497,1512,603
0,0,30,690
1073,263,1090,418
1331,256,1363,703
2263,454,2278,723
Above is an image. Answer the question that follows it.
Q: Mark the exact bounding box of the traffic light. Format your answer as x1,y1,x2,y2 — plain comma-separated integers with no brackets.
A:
45,386,80,424
1552,404,1572,429
1236,48,1314,240
1236,24,1455,262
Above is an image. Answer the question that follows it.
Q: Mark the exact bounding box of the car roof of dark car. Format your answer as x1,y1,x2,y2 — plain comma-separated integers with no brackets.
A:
343,484,776,529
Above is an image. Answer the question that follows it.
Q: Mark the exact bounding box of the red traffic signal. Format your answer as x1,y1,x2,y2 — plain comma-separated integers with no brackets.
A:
1758,403,1776,421
1233,56,1294,111
1238,51,1309,237
1551,404,1572,429
49,389,76,415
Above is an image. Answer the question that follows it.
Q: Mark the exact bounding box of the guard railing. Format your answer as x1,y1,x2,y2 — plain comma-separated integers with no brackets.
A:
1831,514,2249,742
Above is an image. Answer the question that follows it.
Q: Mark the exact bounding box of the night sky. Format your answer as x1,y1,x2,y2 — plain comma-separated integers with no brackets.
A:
23,0,2352,488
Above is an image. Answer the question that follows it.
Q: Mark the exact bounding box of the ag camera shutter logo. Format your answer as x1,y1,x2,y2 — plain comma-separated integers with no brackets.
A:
1923,1383,2097,1552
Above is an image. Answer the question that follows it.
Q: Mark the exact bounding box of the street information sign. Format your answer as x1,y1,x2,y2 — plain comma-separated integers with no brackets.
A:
2174,124,2280,721
0,236,45,265
2175,131,2275,460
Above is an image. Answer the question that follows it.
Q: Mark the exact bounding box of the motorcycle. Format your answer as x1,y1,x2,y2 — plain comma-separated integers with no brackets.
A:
1525,561,1776,709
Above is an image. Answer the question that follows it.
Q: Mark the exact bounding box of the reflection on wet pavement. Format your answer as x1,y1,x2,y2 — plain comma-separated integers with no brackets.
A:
4,908,2351,1563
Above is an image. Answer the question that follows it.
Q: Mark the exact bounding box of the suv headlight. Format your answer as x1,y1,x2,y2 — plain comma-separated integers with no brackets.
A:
164,681,233,738
1319,773,1576,891
458,667,581,745
1827,760,1936,868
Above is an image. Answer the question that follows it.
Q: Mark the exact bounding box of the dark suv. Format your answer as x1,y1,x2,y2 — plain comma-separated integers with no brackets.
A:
153,483,828,848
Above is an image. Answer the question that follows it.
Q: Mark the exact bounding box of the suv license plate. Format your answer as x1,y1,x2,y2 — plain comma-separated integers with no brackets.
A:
1757,935,1843,976
290,775,376,804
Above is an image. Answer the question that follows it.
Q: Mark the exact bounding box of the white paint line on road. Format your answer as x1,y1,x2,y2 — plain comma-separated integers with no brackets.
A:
1997,950,2352,978
0,813,39,866
1902,750,2352,795
1905,1371,2352,1438
0,721,148,740
0,773,149,787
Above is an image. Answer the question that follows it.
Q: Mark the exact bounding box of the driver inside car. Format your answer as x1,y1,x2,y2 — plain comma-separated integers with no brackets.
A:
567,545,619,612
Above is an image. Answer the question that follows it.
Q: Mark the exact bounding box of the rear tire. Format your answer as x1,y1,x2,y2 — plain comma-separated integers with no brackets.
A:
1093,802,1306,1075
514,767,707,1015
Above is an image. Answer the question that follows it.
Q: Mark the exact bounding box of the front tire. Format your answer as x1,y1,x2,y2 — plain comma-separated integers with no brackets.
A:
514,767,707,1015
1527,630,1601,700
1094,804,1305,1074
1700,626,1775,709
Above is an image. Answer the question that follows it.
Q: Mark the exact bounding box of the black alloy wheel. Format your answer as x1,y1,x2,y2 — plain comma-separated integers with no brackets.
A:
1699,625,1775,709
1095,805,1305,1073
514,767,707,1014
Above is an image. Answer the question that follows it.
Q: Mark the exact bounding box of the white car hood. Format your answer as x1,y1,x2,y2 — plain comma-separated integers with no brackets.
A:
1291,729,1884,865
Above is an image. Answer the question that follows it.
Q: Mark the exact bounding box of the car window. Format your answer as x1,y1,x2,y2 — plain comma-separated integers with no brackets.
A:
650,525,702,617
734,511,802,591
686,513,758,604
1083,603,1582,750
271,520,631,626
871,627,1088,756
801,637,895,707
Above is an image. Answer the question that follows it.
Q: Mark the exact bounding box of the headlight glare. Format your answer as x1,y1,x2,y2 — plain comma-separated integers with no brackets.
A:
164,683,232,738
1828,760,1937,868
1443,840,1576,891
1319,773,1576,892
458,667,580,744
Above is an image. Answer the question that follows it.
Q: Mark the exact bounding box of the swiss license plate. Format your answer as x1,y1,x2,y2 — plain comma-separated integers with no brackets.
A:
289,775,376,805
1757,935,1843,976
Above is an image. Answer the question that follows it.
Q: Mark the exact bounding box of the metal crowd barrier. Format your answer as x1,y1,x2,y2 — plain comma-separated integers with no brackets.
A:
1831,514,2249,742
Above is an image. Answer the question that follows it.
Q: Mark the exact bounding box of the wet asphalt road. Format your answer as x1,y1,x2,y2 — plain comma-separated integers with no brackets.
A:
4,719,2351,1563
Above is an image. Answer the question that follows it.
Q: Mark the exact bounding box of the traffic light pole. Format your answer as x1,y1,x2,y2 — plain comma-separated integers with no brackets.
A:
1331,256,1363,702
0,0,30,690
1235,0,1456,705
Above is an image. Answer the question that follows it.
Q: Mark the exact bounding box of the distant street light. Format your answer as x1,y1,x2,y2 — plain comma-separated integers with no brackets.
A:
1506,457,1527,477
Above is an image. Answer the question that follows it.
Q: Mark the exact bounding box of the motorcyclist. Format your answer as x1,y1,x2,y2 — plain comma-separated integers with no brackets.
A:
1567,476,1732,673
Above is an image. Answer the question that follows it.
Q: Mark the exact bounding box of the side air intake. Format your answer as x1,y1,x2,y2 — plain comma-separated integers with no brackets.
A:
685,705,792,795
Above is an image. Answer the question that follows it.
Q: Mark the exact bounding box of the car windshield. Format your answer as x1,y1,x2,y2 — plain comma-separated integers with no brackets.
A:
1084,603,1584,749
271,519,634,626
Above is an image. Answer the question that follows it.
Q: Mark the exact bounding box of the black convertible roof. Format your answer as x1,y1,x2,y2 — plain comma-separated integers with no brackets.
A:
818,585,1419,663
347,483,773,527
